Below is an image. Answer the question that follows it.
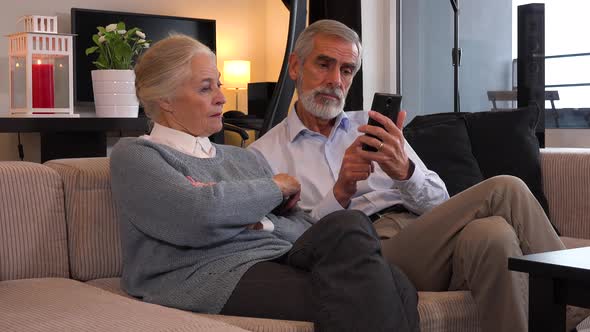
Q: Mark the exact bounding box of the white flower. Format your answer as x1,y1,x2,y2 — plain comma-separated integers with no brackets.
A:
98,35,106,43
143,43,150,48
98,31,104,36
138,39,146,43
105,24,117,32
136,30,146,39
117,29,126,34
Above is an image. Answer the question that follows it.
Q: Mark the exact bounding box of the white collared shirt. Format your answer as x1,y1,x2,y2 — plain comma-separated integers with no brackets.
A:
248,108,450,221
141,123,216,158
141,123,274,232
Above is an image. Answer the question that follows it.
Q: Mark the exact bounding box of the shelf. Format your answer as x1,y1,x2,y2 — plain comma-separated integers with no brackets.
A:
0,115,151,162
0,116,150,133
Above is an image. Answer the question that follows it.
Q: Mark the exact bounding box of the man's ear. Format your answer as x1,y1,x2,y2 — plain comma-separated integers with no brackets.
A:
288,53,300,81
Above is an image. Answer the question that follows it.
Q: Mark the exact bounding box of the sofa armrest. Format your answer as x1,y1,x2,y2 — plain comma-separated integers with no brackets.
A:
541,148,590,239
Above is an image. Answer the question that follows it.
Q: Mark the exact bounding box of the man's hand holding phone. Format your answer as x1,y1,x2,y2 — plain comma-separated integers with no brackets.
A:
362,93,402,152
333,93,414,208
359,93,413,181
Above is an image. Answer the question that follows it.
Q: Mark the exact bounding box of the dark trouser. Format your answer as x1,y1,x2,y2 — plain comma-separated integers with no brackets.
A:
221,210,419,332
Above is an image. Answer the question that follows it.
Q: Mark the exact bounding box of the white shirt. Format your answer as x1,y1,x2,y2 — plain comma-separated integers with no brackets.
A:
248,109,450,221
141,123,216,158
142,123,274,231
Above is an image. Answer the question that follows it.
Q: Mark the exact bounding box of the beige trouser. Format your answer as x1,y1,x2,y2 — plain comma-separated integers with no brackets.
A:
374,175,565,332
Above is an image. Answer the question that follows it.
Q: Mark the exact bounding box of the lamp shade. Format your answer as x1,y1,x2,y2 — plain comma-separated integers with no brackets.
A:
223,60,250,89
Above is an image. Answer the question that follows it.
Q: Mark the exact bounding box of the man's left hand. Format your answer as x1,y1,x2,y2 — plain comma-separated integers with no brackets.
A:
357,110,414,181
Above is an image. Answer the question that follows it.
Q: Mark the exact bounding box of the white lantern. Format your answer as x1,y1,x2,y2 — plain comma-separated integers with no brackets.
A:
7,15,78,117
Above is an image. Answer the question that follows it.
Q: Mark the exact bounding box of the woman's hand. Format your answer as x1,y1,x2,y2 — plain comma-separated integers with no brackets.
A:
272,173,301,215
246,222,264,230
273,173,301,198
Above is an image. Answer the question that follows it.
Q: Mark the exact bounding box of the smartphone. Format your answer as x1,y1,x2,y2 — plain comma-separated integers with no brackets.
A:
362,93,402,152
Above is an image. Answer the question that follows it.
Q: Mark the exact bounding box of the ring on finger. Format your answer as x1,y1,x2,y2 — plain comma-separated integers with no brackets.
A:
377,142,385,151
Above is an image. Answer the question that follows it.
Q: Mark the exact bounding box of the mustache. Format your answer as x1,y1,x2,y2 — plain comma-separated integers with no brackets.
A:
313,86,344,100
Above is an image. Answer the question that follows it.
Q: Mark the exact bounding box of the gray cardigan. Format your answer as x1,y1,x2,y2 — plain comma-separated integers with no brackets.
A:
110,138,314,313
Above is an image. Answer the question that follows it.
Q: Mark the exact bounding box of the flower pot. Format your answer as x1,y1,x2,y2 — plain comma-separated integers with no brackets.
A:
91,70,139,117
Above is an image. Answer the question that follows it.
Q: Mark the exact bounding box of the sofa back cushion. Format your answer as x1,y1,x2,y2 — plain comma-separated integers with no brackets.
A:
541,148,590,239
466,108,548,216
0,162,69,280
403,116,484,196
45,158,121,281
404,107,556,233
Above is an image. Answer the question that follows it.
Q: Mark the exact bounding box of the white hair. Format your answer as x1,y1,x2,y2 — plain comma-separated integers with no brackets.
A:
293,19,362,73
134,34,215,120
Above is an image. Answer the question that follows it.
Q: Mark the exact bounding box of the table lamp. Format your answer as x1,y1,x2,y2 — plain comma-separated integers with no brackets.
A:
223,60,250,111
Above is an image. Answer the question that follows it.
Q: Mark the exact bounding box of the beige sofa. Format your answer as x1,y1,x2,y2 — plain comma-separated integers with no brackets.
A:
1,148,590,332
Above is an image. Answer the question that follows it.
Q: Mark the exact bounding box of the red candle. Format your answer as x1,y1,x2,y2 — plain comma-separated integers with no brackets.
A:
32,62,55,108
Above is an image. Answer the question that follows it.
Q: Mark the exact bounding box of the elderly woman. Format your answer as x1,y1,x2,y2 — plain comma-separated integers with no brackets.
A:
110,34,419,331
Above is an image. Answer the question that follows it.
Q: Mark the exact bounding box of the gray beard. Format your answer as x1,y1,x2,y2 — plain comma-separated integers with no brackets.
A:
297,77,347,120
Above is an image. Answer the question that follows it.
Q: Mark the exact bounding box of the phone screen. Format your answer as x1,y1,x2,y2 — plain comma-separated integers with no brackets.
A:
362,93,402,152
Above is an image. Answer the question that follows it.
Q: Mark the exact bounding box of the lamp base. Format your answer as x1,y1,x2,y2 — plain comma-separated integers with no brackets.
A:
226,87,247,112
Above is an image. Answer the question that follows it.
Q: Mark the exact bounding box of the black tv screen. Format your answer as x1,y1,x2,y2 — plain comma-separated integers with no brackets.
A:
71,8,216,103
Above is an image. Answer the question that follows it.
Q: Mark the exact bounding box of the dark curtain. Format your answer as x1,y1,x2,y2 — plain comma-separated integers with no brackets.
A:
309,0,363,111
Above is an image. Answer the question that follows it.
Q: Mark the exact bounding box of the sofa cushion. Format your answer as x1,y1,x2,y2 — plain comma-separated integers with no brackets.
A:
89,277,480,332
88,277,314,332
466,107,549,217
418,291,479,332
45,158,121,281
87,277,130,298
561,236,590,249
0,162,69,280
202,314,314,332
405,107,556,232
541,148,590,238
404,116,483,196
0,278,247,331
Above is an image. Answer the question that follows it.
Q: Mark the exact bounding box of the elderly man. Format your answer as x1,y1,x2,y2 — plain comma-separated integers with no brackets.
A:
248,19,565,332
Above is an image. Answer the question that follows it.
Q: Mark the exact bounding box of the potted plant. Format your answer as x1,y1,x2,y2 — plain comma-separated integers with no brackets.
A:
85,22,150,117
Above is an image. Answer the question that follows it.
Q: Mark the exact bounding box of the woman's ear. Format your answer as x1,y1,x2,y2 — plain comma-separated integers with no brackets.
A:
158,98,173,113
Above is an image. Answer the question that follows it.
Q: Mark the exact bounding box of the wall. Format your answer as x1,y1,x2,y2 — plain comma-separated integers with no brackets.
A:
0,0,288,161
0,1,401,161
400,0,590,147
401,0,513,121
361,0,398,111
264,0,290,83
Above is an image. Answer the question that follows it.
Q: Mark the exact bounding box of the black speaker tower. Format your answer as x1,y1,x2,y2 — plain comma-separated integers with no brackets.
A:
517,3,545,147
248,82,277,119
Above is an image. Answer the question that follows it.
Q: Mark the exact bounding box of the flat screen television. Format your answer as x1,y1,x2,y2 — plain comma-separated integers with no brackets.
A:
71,8,216,103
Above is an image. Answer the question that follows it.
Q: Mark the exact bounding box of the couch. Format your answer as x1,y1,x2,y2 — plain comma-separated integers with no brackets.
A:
1,149,590,331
